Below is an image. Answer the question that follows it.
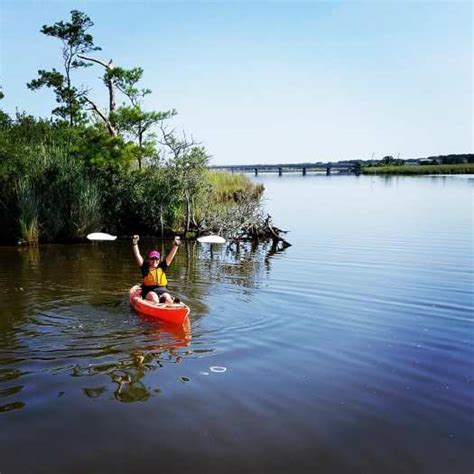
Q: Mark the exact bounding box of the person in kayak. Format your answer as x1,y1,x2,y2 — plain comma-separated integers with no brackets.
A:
132,234,181,304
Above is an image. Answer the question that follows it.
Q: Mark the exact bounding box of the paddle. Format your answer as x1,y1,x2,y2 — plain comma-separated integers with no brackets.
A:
87,232,117,241
87,232,225,244
197,235,226,244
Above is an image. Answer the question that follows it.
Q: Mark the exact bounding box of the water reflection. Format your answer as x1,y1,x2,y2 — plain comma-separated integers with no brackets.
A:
194,240,283,288
1,175,473,473
72,319,193,403
0,366,25,412
0,239,285,410
0,400,25,413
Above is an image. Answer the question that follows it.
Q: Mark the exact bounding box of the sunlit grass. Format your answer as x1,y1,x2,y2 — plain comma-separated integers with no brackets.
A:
205,171,264,203
362,163,474,175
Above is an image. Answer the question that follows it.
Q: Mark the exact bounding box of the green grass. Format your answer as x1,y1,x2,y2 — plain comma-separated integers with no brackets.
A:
15,177,40,243
362,163,474,175
205,170,264,203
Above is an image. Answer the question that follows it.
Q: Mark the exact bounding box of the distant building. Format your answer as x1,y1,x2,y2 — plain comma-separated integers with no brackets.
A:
404,160,419,166
419,158,439,165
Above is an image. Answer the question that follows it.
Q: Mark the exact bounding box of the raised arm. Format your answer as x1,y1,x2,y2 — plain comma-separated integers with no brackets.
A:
165,236,181,266
132,235,144,266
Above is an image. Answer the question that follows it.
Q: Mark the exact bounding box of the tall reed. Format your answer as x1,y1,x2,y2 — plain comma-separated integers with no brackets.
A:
70,178,102,238
15,177,40,243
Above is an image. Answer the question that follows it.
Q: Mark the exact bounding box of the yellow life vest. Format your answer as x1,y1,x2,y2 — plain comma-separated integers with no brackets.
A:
143,266,167,287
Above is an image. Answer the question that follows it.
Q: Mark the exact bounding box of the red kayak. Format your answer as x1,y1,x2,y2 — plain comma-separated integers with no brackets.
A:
128,285,190,325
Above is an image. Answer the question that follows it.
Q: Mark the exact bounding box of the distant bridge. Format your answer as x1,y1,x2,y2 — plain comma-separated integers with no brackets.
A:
210,162,360,176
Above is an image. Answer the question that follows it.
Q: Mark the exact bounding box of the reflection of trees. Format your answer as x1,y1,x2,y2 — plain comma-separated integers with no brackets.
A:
0,246,41,413
0,239,287,407
185,240,285,291
76,319,197,403
71,241,288,404
0,368,26,413
0,246,41,327
1,238,287,323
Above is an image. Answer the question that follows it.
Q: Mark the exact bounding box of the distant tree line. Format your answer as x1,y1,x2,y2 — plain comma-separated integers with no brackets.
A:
337,154,473,167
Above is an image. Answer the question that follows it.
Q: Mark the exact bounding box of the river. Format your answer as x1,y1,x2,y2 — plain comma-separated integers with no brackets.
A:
0,174,472,473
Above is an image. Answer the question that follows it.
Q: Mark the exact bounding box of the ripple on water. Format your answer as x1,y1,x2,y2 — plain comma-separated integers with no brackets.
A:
0,300,199,408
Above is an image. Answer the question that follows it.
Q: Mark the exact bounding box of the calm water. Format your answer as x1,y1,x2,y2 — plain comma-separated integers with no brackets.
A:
1,174,473,473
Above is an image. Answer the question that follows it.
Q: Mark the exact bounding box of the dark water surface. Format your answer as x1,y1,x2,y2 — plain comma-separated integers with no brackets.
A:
1,175,473,473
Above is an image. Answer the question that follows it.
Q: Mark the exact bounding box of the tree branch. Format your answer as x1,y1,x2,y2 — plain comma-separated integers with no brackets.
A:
83,96,117,136
78,55,116,113
78,54,111,69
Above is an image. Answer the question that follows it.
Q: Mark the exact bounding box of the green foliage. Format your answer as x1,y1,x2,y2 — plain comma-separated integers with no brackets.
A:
0,112,262,243
0,114,103,242
102,65,176,167
91,165,179,236
111,106,175,168
169,145,209,235
34,151,102,241
72,125,136,170
28,69,87,124
40,10,99,56
27,10,100,125
105,66,149,105
26,10,176,169
1,11,265,244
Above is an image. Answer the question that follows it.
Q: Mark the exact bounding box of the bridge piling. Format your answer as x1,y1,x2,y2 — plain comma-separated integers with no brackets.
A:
210,162,357,175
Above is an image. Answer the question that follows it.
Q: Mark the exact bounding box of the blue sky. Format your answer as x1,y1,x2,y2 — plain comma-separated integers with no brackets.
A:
0,1,472,165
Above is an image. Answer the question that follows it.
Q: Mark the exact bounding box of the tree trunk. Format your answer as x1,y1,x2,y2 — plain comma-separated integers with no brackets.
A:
65,50,74,127
83,97,117,136
138,127,143,169
77,55,116,115
108,65,116,113
184,193,191,238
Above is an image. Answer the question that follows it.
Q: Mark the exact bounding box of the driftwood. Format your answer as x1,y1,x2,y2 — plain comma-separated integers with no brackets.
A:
194,205,291,250
190,189,291,250
235,214,291,250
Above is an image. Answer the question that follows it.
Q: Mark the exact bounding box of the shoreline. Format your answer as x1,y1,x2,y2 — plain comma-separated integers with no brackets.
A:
361,163,474,175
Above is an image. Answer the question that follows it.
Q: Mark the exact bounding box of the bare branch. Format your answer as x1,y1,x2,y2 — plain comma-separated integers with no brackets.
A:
78,54,116,113
78,54,112,69
158,122,200,161
83,96,117,136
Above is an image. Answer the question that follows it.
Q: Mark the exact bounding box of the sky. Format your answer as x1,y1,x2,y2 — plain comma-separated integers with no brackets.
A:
0,0,472,165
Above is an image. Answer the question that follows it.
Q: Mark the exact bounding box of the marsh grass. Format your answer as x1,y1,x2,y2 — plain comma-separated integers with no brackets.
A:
206,171,264,203
15,177,40,243
362,163,474,175
70,178,102,239
191,171,265,236
4,142,103,242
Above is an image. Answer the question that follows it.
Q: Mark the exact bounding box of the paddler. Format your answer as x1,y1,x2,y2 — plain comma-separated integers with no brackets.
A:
132,234,181,304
